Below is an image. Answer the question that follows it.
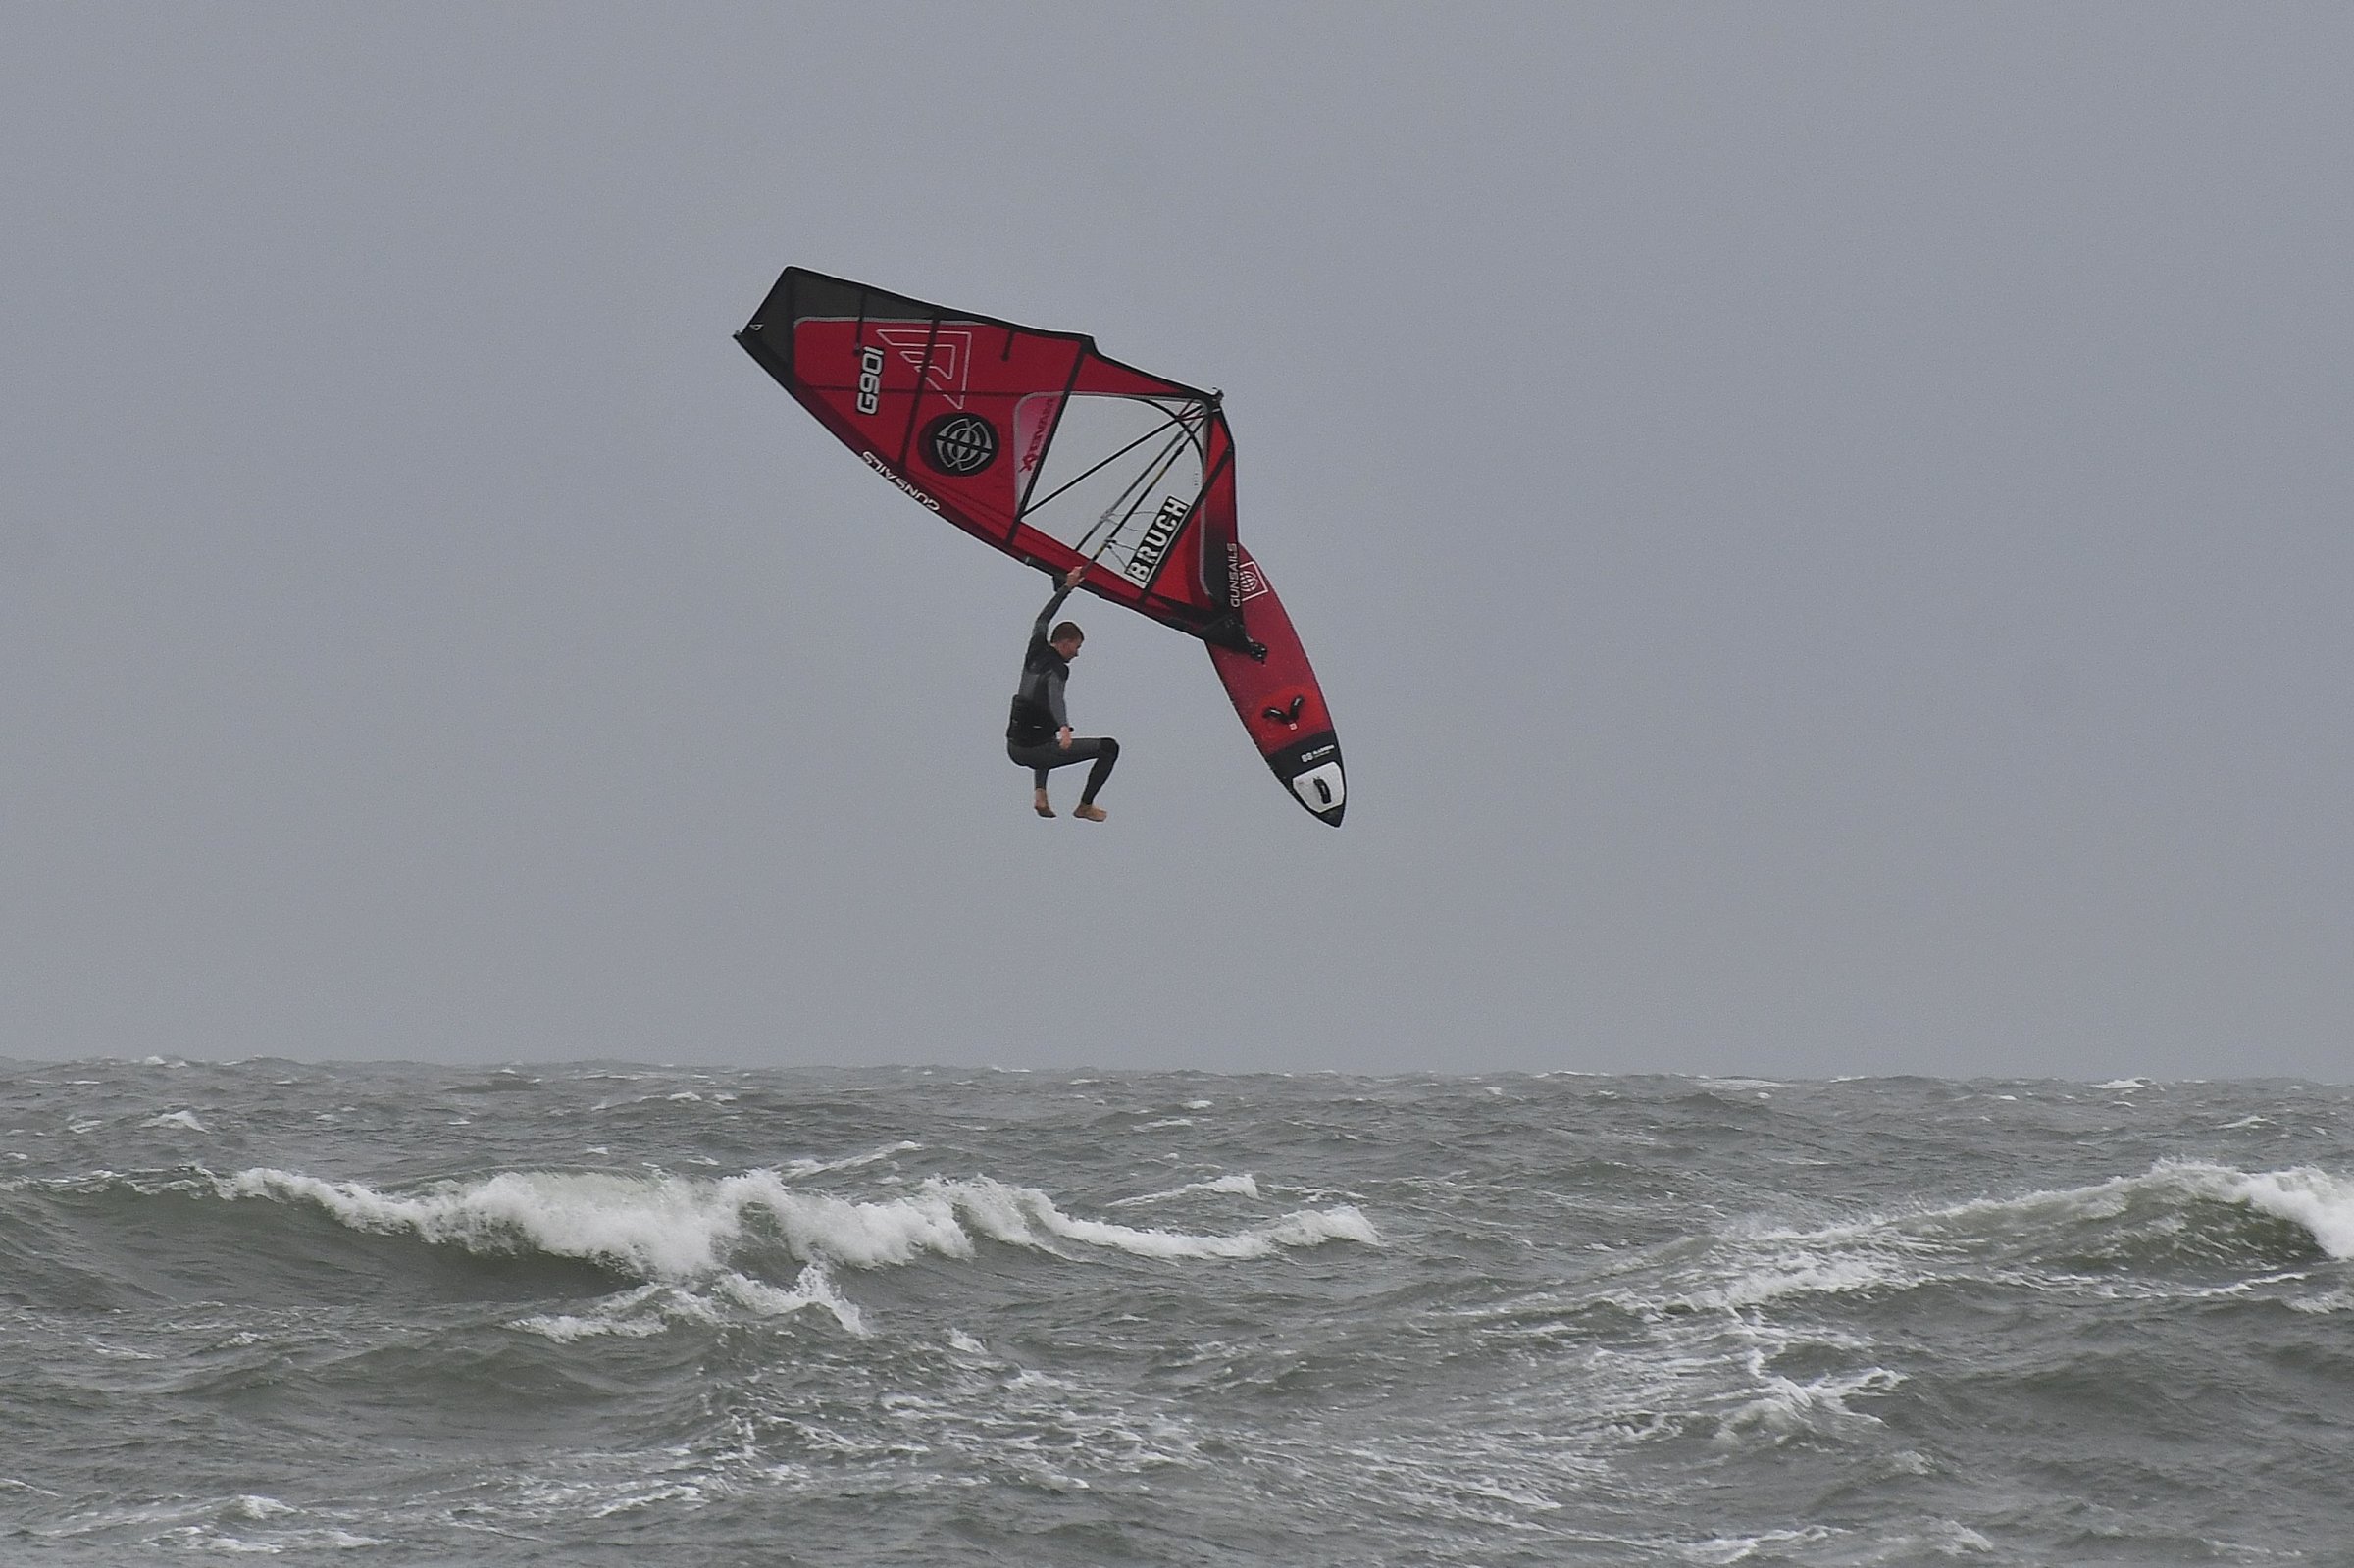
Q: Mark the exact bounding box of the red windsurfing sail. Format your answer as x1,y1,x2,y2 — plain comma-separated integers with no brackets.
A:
737,267,1344,825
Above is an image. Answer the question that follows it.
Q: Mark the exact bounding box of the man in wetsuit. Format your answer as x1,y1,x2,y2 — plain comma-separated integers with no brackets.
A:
1007,567,1119,821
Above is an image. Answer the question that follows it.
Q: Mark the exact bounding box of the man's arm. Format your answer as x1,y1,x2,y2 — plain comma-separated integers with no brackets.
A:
1029,567,1085,644
1030,586,1072,645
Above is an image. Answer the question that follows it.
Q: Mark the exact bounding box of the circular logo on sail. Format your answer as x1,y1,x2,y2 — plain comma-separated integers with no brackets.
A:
922,413,998,477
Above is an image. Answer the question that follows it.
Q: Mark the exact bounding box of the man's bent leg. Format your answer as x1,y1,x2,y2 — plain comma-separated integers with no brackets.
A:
1009,737,1117,818
1010,738,1112,781
1078,737,1119,806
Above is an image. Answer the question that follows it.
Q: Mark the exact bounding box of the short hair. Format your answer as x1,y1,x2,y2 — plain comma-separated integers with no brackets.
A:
1050,622,1084,643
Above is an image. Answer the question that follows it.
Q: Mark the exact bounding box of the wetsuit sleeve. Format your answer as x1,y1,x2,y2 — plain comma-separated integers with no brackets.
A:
1028,586,1073,653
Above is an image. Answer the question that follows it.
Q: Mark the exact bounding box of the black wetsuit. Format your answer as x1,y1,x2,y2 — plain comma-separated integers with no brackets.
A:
1006,585,1119,804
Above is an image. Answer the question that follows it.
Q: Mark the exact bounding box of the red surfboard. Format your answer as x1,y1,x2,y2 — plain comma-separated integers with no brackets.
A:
737,267,1345,825
1206,545,1344,824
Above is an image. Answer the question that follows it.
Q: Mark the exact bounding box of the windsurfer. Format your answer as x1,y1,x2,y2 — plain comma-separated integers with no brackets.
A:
1007,568,1119,821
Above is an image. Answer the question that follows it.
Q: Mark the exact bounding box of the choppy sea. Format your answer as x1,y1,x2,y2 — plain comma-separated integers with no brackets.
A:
3,1060,2349,1565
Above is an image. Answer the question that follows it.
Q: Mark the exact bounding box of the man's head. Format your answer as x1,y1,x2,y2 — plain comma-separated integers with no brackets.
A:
1050,622,1084,660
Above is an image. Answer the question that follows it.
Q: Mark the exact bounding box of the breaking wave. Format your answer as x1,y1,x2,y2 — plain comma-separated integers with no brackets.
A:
1107,1173,1262,1207
211,1165,1379,1281
510,1266,867,1340
1901,1158,2354,1262
1664,1159,2354,1316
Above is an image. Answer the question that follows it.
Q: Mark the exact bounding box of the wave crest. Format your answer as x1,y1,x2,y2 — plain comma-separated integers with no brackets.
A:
1919,1159,2354,1263
213,1165,1380,1281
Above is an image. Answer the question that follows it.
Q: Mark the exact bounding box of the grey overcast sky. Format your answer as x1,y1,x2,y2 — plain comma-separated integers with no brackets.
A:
3,4,2349,1078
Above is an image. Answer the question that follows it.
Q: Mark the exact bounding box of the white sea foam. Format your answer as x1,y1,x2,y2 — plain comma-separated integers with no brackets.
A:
737,1173,975,1266
716,1264,866,1333
215,1165,1379,1280
1108,1174,1261,1207
141,1110,207,1132
1680,1250,1903,1312
64,1495,387,1555
511,1263,865,1340
220,1168,749,1278
228,1495,296,1521
2204,1163,2354,1258
1897,1520,1998,1558
514,1298,679,1342
1920,1159,2354,1260
1725,1158,2354,1270
1576,1157,2354,1350
1673,1526,1835,1563
2288,1285,2354,1315
1717,1364,1902,1445
590,1482,707,1518
923,1174,1380,1260
781,1140,923,1177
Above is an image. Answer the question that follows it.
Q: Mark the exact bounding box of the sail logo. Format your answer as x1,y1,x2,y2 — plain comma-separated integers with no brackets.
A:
872,328,973,409
1124,495,1191,584
855,346,886,415
1018,409,1053,475
923,413,998,477
1225,544,1267,604
860,451,941,511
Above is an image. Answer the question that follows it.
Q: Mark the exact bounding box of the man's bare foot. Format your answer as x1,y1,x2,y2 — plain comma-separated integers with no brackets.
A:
1073,803,1107,822
1033,791,1055,818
